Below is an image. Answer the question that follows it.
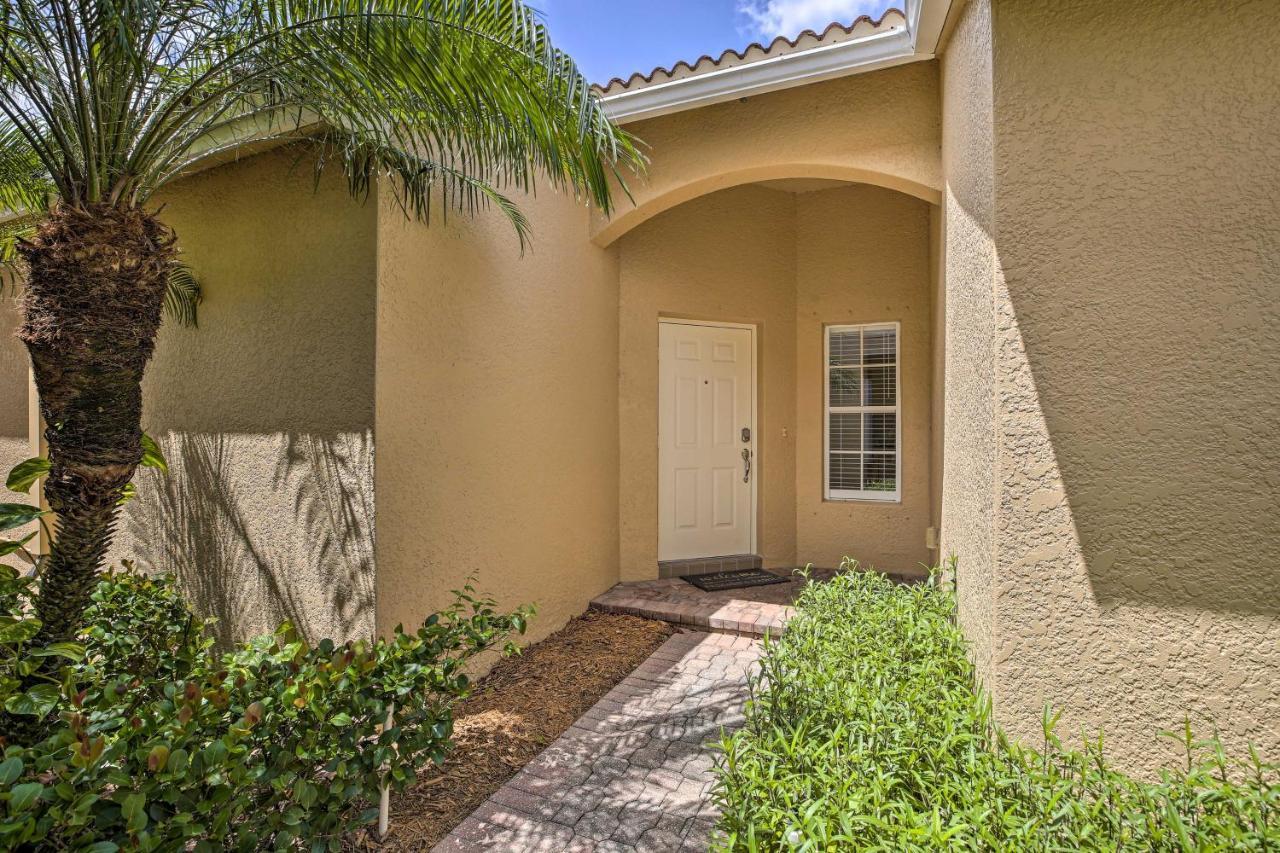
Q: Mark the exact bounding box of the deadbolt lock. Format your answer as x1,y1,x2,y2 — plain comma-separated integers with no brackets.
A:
741,427,751,443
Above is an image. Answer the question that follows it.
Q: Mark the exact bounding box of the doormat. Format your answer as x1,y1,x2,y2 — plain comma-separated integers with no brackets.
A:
681,569,789,592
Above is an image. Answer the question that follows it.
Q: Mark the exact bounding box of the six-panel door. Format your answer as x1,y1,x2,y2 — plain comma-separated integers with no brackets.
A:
658,321,754,561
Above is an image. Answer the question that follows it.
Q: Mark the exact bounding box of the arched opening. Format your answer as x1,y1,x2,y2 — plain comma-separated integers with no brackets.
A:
592,163,941,247
614,175,942,586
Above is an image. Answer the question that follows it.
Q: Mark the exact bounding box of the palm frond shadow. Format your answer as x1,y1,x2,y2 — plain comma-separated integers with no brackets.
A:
123,430,375,647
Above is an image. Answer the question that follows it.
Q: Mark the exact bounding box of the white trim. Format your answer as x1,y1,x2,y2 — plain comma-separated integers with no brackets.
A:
910,0,953,56
823,321,902,503
601,0,954,124
657,318,758,558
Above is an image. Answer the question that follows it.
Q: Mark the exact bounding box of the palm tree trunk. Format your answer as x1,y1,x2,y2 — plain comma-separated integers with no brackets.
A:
18,203,175,643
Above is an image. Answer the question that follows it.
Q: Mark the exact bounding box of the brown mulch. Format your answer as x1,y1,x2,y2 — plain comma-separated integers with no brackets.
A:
350,610,675,851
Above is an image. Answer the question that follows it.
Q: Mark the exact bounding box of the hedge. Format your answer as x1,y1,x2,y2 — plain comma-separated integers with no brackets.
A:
0,565,529,851
711,565,1279,851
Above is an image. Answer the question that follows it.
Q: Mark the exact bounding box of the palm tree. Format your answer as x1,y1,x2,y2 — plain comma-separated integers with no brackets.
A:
0,0,637,643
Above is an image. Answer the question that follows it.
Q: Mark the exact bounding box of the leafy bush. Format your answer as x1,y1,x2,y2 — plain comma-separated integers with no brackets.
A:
712,564,1280,851
0,565,529,851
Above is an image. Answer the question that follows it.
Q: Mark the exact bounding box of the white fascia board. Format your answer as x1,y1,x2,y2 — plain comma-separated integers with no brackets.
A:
601,0,954,125
910,0,952,56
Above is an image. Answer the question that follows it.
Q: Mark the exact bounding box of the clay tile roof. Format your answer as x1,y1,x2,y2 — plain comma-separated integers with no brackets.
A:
595,8,907,97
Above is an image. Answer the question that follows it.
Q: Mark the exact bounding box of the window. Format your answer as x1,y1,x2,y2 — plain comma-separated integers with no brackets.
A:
825,323,900,501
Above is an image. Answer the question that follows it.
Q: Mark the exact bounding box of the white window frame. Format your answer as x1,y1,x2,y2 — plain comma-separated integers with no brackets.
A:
824,322,902,502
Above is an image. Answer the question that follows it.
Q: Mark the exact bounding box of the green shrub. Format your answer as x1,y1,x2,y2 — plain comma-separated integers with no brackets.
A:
0,565,529,851
711,564,1280,851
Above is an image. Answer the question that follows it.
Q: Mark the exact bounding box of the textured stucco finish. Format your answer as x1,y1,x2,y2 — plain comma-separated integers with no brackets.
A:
617,185,798,581
374,188,622,648
595,61,941,246
795,184,933,572
939,0,998,691
0,294,33,537
112,149,377,645
936,0,1280,769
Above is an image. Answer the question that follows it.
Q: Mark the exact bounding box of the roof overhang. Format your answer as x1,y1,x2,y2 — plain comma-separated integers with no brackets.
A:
600,0,954,125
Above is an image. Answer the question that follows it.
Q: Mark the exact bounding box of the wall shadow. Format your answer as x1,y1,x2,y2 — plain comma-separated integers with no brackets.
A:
103,147,380,645
0,294,30,512
983,2,1280,618
123,430,375,646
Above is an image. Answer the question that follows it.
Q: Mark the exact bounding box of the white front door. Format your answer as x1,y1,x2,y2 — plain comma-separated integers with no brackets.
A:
658,321,755,561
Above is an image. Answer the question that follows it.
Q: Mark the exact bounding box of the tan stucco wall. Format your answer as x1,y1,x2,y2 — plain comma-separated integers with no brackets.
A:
617,184,797,581
972,0,1280,769
374,188,621,648
939,0,998,691
0,294,33,541
928,205,944,558
795,184,933,572
113,149,377,645
595,61,941,247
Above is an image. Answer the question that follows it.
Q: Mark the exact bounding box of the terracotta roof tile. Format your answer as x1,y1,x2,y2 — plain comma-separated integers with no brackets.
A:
596,9,907,96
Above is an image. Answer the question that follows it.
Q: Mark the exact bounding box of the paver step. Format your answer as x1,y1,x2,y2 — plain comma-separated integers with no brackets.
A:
589,580,797,638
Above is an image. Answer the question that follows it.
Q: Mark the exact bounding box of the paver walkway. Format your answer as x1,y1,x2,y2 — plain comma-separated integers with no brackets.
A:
432,631,762,852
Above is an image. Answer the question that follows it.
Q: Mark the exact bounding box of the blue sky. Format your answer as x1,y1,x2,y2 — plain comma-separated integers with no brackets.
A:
537,0,893,85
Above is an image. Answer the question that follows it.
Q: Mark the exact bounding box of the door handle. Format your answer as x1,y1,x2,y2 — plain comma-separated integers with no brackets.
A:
741,448,752,483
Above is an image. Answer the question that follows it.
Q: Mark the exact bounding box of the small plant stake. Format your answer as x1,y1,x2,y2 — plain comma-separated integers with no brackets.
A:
379,701,395,840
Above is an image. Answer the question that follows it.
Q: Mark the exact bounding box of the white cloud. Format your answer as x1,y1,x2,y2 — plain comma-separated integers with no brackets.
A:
736,0,890,40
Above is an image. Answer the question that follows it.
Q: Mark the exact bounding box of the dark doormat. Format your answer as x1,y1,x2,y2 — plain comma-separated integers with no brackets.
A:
681,568,789,592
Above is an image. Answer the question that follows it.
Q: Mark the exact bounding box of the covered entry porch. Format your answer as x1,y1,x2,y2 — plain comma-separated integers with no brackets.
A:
607,175,942,583
594,55,945,584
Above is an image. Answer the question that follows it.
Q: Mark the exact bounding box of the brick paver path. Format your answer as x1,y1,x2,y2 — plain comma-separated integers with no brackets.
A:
432,631,762,852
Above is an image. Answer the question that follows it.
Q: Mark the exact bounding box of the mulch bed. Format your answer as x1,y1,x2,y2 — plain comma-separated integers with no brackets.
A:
349,610,676,851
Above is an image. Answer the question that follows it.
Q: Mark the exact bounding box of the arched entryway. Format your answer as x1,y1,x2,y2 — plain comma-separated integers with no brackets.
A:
612,173,941,584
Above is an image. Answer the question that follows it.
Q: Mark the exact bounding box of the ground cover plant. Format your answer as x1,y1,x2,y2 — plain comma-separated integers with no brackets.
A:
712,564,1280,851
0,564,530,850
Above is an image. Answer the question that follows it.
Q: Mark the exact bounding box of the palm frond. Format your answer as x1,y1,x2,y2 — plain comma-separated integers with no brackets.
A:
0,213,38,294
163,261,201,328
0,122,51,214
0,0,640,244
331,135,532,248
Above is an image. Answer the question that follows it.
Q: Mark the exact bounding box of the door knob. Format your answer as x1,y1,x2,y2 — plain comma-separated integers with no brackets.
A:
741,448,752,483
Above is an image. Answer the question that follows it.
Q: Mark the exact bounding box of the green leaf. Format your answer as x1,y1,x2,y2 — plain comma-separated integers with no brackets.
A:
0,616,39,644
117,482,137,506
85,844,119,853
122,792,147,832
5,457,49,494
27,641,84,662
4,683,60,717
8,781,42,812
0,756,23,785
140,434,168,474
0,503,46,533
0,530,35,556
147,744,170,773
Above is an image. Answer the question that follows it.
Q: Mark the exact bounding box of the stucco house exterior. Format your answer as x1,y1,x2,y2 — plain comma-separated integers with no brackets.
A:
2,0,1277,773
